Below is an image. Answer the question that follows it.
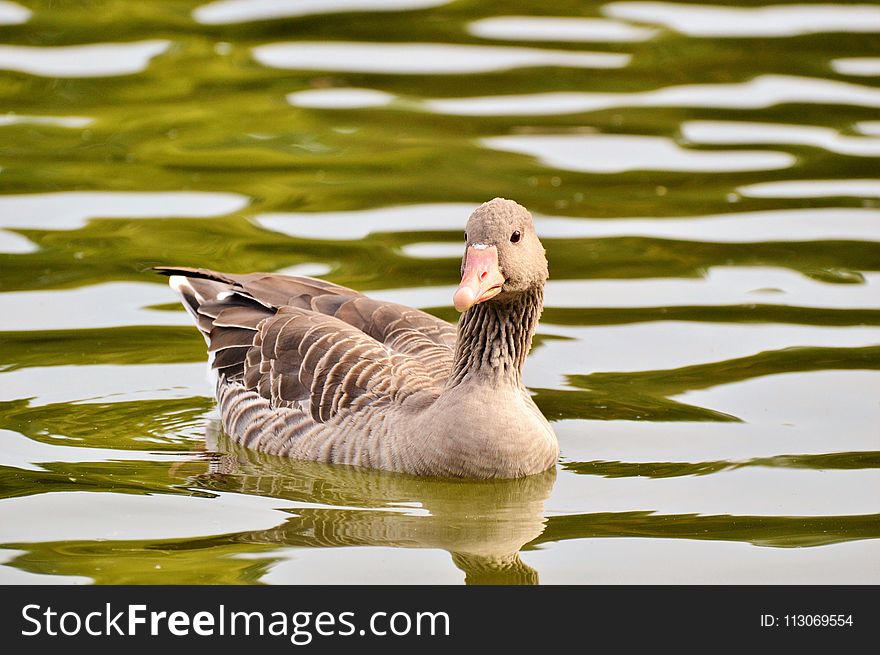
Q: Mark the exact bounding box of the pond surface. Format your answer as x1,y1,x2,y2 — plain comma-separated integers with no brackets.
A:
0,0,878,584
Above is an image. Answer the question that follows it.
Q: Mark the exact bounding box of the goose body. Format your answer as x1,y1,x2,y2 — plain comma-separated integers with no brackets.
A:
158,198,558,478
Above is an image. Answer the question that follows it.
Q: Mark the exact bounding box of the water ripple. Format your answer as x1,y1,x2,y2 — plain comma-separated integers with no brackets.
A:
256,204,880,244
0,363,211,406
193,0,450,25
738,179,880,199
603,2,880,37
253,41,630,74
0,40,170,78
362,269,880,311
0,191,248,231
832,57,880,76
482,133,796,173
0,282,193,331
426,75,880,115
286,87,396,109
468,16,658,43
681,120,880,157
0,113,94,128
403,208,880,246
0,491,298,542
0,1,29,25
857,121,880,136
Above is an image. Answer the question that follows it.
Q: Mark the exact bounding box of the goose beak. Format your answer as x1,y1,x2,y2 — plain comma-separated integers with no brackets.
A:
454,245,506,312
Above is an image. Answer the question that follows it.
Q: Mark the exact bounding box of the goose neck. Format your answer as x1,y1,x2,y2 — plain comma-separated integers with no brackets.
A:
447,285,543,388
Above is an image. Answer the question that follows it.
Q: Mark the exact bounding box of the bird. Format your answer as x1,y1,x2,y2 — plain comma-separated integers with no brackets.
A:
156,197,558,479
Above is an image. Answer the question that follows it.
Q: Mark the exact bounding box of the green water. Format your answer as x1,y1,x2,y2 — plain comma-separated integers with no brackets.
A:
0,0,878,584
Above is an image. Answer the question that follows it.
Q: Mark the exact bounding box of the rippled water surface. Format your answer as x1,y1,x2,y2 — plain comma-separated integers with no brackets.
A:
0,0,878,584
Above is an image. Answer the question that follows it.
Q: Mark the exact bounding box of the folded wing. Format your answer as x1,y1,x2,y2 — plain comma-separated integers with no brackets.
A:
155,266,453,424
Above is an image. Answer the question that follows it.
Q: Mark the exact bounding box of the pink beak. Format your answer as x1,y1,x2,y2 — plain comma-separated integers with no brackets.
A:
454,245,506,312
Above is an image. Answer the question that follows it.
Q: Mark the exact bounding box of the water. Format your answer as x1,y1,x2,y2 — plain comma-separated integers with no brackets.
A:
0,0,878,584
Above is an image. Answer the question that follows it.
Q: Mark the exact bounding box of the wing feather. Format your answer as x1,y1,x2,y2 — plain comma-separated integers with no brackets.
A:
157,266,457,426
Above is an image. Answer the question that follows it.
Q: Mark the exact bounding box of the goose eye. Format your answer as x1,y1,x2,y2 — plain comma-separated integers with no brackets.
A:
510,230,521,243
464,232,468,241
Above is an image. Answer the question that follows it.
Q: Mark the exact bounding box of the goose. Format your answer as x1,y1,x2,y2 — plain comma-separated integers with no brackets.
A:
157,197,558,478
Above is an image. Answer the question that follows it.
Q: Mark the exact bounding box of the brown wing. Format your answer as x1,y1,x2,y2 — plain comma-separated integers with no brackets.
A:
244,307,440,422
155,267,454,422
155,266,455,359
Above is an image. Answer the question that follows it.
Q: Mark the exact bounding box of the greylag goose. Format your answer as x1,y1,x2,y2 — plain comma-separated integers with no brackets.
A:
157,198,558,478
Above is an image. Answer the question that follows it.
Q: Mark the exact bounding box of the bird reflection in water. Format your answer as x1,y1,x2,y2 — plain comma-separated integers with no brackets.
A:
195,426,556,585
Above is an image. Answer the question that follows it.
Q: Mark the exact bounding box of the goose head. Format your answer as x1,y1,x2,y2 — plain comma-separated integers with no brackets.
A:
454,198,549,312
